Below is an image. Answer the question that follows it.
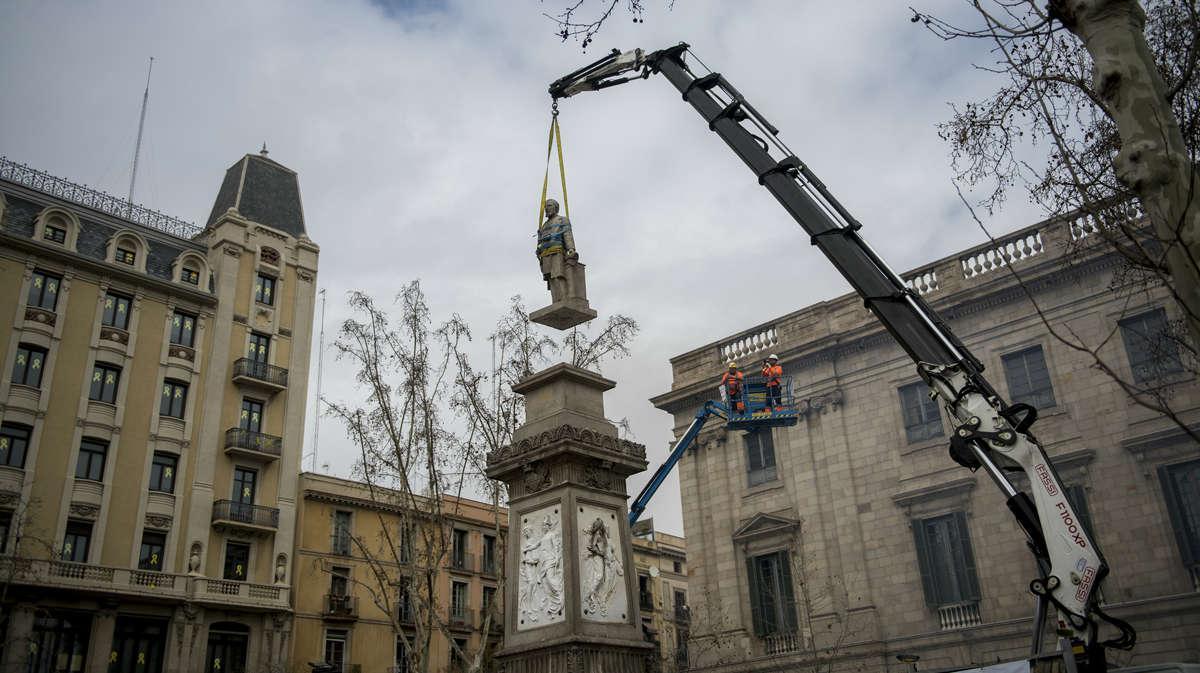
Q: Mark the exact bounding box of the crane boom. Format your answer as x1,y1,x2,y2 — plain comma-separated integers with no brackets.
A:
549,43,1135,664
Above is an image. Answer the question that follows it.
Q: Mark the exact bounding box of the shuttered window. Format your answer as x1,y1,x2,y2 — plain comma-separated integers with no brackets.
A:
1002,346,1056,409
745,550,798,637
745,431,777,487
899,382,943,443
912,512,980,607
1119,308,1183,384
1160,459,1200,577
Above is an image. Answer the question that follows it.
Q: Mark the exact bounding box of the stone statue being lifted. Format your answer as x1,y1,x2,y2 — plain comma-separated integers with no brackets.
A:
531,199,597,331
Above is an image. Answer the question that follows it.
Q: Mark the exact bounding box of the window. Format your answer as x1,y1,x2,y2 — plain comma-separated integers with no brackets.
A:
101,292,132,330
395,637,410,673
62,521,92,563
43,224,66,244
674,589,688,621
451,529,468,569
323,629,347,673
115,247,136,266
0,510,12,553
29,612,91,673
912,512,981,607
451,581,469,620
149,453,177,493
254,273,276,306
89,362,121,403
27,270,61,311
248,333,270,363
673,559,683,574
139,531,166,571
482,585,497,615
233,467,257,504
0,424,30,470
900,381,943,443
399,524,413,564
745,431,777,487
181,266,200,285
240,399,264,433
638,574,653,609
332,511,352,555
75,439,107,481
451,638,468,670
1160,459,1200,580
397,577,413,622
11,344,47,388
482,534,497,574
170,311,196,348
330,566,350,596
746,550,798,637
159,380,188,419
1002,346,1056,409
1120,308,1184,383
223,541,250,580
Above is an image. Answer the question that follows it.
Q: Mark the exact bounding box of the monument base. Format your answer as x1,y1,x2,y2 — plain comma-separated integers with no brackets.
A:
495,634,654,673
530,298,598,330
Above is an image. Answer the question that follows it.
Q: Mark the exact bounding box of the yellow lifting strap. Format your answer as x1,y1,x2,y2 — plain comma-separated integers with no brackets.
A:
538,113,570,226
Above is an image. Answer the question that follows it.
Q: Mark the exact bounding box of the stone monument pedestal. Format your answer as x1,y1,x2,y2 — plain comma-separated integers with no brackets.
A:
487,363,653,672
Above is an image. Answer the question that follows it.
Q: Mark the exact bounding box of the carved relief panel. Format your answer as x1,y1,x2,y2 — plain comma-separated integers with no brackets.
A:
517,503,565,631
577,503,627,623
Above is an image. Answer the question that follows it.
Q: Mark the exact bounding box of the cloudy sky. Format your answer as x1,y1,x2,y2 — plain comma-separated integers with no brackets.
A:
1,0,1046,535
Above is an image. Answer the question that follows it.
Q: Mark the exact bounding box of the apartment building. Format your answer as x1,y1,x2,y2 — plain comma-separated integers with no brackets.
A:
651,210,1200,671
631,520,689,673
293,472,507,673
0,151,319,673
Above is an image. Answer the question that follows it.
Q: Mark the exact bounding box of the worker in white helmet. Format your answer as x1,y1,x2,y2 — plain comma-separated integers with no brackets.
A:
762,354,783,411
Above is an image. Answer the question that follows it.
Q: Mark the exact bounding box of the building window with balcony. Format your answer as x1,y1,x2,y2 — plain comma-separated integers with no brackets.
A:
330,566,350,606
900,381,943,443
674,589,688,623
101,292,132,330
43,223,67,244
451,581,469,624
1160,459,1200,588
482,585,497,616
241,398,264,433
115,247,137,266
745,431,777,487
248,332,270,363
181,266,200,286
745,550,798,638
139,530,166,571
233,467,257,508
160,380,188,419
89,362,121,403
223,541,250,580
12,344,47,388
255,273,276,306
451,638,468,671
1002,345,1056,409
395,637,410,673
171,311,196,348
149,452,177,493
323,629,347,673
451,529,469,570
397,577,413,623
332,511,352,555
27,270,61,311
0,424,31,469
912,511,981,629
75,438,107,482
638,574,653,611
1120,308,1184,384
399,524,413,565
62,520,92,563
482,534,497,574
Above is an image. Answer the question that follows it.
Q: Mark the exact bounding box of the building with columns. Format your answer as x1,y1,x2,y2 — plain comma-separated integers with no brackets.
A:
652,210,1200,671
631,519,689,672
0,151,318,673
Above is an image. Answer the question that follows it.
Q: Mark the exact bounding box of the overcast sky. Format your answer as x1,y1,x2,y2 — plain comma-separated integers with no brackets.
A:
1,1,1047,535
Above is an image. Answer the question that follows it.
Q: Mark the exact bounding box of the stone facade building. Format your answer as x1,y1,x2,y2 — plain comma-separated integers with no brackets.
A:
0,152,319,673
651,211,1200,671
631,520,689,672
292,472,507,673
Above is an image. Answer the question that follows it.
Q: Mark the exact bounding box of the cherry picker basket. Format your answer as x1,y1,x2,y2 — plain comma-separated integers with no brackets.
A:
723,375,800,430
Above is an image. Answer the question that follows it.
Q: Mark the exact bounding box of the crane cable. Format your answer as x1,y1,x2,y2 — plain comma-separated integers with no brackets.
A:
538,105,570,226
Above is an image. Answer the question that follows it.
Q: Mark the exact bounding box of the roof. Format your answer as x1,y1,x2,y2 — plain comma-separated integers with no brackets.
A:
206,153,306,237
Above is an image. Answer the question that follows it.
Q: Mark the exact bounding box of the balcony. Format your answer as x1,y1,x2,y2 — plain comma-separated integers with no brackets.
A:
211,500,279,534
937,601,982,630
396,600,415,626
190,577,288,611
224,428,282,462
231,358,288,392
0,557,188,602
447,552,475,574
763,630,803,655
324,594,358,622
448,607,474,630
483,605,503,633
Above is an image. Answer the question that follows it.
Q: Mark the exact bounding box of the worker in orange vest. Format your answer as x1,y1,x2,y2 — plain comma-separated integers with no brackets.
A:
762,354,783,411
720,361,745,413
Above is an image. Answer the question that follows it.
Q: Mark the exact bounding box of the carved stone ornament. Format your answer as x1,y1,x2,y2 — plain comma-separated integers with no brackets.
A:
579,506,626,622
517,504,565,630
275,553,288,583
170,345,195,362
188,542,202,573
68,502,100,519
223,245,242,257
100,327,129,345
523,461,551,494
296,270,314,282
0,491,20,506
490,424,647,465
582,464,612,491
144,514,172,530
23,306,56,326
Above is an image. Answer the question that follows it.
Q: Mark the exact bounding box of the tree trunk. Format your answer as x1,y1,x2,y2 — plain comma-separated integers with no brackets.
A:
1054,0,1200,342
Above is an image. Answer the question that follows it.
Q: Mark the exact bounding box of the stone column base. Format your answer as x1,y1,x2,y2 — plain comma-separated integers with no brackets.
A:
496,635,654,673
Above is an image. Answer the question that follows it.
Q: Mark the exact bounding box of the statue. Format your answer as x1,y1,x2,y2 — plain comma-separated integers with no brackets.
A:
519,513,564,625
581,517,623,618
531,199,597,330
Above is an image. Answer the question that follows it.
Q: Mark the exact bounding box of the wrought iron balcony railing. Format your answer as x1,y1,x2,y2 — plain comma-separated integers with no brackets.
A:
212,500,280,529
325,593,358,619
224,428,282,458
232,358,289,389
448,607,475,629
447,552,475,573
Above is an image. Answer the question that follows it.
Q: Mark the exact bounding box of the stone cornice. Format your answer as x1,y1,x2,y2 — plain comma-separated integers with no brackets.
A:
487,423,647,467
302,490,507,530
512,363,616,395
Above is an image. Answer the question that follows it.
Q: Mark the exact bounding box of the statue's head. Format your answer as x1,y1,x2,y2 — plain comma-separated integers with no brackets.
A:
544,199,560,219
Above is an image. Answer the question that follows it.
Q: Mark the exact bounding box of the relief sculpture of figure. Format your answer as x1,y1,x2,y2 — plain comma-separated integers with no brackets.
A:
536,199,586,304
520,514,564,623
581,517,623,617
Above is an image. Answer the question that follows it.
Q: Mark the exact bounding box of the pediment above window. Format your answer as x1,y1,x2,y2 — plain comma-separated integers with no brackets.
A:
732,511,801,544
892,476,976,520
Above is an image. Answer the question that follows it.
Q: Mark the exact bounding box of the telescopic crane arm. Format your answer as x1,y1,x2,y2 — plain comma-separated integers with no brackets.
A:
628,400,726,526
550,44,1135,659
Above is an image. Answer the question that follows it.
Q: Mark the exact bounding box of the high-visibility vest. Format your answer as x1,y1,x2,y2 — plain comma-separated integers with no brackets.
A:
721,371,743,395
536,221,570,258
762,363,782,387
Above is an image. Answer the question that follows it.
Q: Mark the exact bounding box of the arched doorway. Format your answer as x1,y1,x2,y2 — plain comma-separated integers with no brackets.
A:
204,622,249,673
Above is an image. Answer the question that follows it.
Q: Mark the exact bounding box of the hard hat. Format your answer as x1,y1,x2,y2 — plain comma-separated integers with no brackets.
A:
727,361,738,369
767,354,779,361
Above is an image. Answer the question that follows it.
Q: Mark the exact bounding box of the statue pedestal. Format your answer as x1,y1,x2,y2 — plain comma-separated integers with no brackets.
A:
487,363,652,672
530,298,598,331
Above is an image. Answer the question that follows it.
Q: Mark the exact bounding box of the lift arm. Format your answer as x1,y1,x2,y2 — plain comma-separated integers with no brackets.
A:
629,400,726,526
550,44,1135,655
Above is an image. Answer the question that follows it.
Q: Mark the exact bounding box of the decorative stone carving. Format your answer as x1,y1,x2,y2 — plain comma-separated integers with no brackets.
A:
0,491,20,506
296,270,314,282
24,307,56,326
260,246,281,265
523,461,551,494
518,504,564,630
579,506,626,622
188,542,202,574
582,464,612,491
223,245,242,257
99,327,129,345
275,554,288,583
279,327,292,337
490,424,647,464
144,514,172,530
68,502,100,519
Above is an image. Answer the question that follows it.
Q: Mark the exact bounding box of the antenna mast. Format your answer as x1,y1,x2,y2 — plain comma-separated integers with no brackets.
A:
127,57,154,213
311,288,327,471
